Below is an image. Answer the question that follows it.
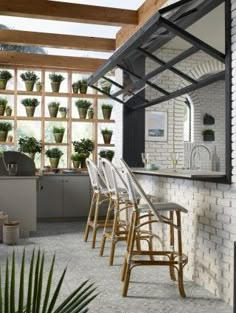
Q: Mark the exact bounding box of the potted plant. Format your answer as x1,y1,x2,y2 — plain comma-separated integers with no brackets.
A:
59,106,68,118
0,70,12,90
0,122,12,142
5,105,12,116
72,138,94,168
202,129,215,141
71,153,81,169
87,107,94,119
75,99,91,119
18,136,42,160
49,73,65,92
99,149,115,162
36,81,43,92
45,147,63,168
101,128,113,144
0,97,7,116
100,78,112,94
20,71,39,91
72,81,79,94
0,250,97,313
48,101,60,118
79,78,88,94
101,103,113,120
53,126,65,143
21,98,40,117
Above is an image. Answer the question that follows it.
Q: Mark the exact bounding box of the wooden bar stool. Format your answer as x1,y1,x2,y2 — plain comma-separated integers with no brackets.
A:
120,159,188,298
84,158,112,248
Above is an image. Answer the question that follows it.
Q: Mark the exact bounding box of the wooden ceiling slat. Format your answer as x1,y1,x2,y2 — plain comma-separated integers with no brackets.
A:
0,30,115,52
0,52,105,72
0,0,138,26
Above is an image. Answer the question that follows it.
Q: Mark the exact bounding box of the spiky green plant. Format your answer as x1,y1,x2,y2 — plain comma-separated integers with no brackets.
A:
0,249,97,313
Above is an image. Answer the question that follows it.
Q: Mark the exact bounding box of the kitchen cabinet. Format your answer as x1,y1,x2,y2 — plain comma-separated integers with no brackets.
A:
37,175,91,219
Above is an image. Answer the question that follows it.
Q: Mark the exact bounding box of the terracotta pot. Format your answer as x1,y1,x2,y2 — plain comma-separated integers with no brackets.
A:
28,152,36,160
48,106,58,118
24,81,35,91
79,83,88,94
102,133,112,144
54,132,64,143
25,106,35,117
0,131,8,142
49,158,60,168
102,108,112,120
87,111,94,119
51,82,61,93
6,108,12,116
72,85,79,93
60,111,67,118
73,160,80,169
0,104,5,116
3,221,19,245
78,108,88,119
0,79,7,90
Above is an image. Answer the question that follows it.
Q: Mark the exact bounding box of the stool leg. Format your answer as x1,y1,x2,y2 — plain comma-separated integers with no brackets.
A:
100,197,113,256
176,211,186,298
91,193,100,249
148,211,154,261
109,200,119,266
84,192,96,242
169,211,176,281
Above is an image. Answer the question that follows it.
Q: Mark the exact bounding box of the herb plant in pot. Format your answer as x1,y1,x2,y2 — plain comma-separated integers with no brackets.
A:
0,122,12,142
36,81,43,92
101,128,113,144
72,138,94,168
0,97,7,116
101,103,113,120
20,71,39,91
45,147,63,168
21,98,40,117
0,70,12,90
53,126,65,143
72,81,79,94
88,107,94,119
18,136,42,160
99,149,115,161
71,153,81,169
79,78,88,94
5,105,12,116
75,99,91,119
202,129,215,141
49,73,65,92
48,101,60,118
59,106,68,118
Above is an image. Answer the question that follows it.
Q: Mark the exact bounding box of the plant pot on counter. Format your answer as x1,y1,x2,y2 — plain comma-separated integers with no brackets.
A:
3,221,19,245
50,158,60,169
73,160,80,169
0,213,8,242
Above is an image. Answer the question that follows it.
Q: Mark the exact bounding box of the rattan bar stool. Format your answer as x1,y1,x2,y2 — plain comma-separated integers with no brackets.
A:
84,158,112,248
120,159,188,298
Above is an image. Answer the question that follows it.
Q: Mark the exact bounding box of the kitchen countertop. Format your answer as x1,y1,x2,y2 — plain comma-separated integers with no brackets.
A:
132,167,226,179
0,176,39,179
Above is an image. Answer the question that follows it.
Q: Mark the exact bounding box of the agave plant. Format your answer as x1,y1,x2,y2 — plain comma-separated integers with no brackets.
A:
0,249,97,313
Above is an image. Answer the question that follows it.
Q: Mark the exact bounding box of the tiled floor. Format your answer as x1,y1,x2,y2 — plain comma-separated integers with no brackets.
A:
0,222,232,313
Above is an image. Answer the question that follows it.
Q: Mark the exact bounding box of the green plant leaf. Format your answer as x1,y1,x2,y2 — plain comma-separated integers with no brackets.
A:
0,263,2,313
10,251,15,313
26,249,35,313
18,249,25,313
32,250,41,313
5,257,9,313
36,252,44,312
41,255,55,313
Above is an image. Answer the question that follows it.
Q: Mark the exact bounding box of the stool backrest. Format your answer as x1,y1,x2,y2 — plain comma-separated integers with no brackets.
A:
86,158,107,192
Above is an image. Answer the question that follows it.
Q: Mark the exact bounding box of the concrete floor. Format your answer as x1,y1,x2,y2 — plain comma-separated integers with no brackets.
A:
0,222,232,313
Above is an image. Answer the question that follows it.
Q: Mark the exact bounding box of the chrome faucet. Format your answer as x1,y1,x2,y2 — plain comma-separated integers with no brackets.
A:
189,144,212,171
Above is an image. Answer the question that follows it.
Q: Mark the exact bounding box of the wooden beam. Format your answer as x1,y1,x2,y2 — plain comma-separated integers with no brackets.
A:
116,0,167,47
0,30,115,52
0,52,105,72
0,0,138,26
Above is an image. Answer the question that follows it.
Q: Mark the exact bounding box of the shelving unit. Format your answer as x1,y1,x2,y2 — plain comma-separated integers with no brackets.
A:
0,66,115,168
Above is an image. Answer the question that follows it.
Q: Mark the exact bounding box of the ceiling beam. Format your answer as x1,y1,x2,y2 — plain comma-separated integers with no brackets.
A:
0,30,115,52
0,52,105,72
116,0,167,47
0,0,138,26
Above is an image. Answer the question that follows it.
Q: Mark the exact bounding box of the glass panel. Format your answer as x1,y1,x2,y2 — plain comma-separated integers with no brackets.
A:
45,121,67,144
71,122,93,142
71,72,94,95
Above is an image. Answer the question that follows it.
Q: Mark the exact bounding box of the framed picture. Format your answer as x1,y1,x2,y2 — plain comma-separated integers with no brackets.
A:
145,111,168,141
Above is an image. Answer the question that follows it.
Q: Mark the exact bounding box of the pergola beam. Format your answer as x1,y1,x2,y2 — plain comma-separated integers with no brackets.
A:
0,52,105,72
0,0,138,26
0,30,115,52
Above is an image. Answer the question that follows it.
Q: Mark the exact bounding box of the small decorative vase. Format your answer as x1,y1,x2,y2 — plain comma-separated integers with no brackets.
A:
36,83,42,92
0,131,8,142
24,81,35,91
50,158,59,168
3,221,19,245
60,111,67,118
102,133,112,144
79,83,88,94
0,104,5,116
102,108,112,120
6,108,12,116
48,106,58,118
72,85,79,93
51,82,61,93
0,79,7,90
87,111,94,119
73,160,80,169
54,132,64,143
25,106,35,117
78,108,88,119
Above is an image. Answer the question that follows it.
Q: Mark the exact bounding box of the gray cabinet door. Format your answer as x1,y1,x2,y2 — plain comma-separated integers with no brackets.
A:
37,176,64,218
63,176,91,217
